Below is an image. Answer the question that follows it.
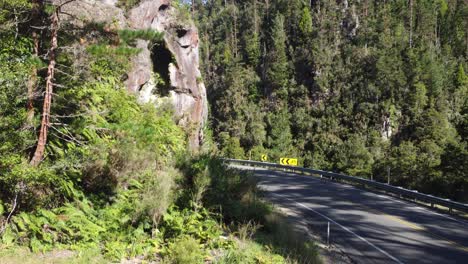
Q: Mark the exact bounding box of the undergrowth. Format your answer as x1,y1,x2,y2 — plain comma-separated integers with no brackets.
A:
0,6,320,263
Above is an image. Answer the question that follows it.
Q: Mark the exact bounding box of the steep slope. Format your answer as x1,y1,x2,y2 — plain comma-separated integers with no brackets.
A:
127,0,208,151
59,0,208,151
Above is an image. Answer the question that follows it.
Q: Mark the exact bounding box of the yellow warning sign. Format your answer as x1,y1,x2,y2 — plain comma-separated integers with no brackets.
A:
261,154,268,162
280,158,298,166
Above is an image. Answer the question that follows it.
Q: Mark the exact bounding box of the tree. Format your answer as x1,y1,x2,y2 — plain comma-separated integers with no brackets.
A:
453,64,468,114
30,6,59,166
334,135,374,177
265,13,289,107
195,0,468,201
30,0,77,166
266,109,293,160
299,7,312,36
219,132,245,159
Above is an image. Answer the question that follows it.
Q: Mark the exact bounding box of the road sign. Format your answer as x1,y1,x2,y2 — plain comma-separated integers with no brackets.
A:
280,158,298,166
261,154,268,162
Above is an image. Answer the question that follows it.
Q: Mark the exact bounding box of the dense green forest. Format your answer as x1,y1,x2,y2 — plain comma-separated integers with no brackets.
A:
0,0,320,263
0,0,467,262
192,0,468,202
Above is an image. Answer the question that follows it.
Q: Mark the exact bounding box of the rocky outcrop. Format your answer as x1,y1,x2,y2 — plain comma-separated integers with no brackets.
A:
57,0,126,30
57,0,208,152
127,0,208,152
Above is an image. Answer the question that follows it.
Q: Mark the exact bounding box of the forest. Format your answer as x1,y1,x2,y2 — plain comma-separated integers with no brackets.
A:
0,0,467,263
0,0,320,263
192,0,468,202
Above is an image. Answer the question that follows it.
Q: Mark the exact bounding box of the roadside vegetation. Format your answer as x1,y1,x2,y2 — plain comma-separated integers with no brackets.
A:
0,1,319,263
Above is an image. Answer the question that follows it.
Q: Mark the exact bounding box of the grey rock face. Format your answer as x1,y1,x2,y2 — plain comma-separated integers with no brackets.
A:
127,0,208,152
56,0,126,29
58,0,208,152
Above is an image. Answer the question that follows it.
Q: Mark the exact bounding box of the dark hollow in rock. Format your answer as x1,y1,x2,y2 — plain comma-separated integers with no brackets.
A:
176,28,188,38
159,4,169,12
151,42,174,96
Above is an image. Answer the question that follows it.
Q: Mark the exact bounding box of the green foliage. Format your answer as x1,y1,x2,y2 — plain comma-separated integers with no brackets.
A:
0,34,37,155
299,7,313,36
163,235,205,264
245,32,261,66
218,241,285,264
161,206,222,246
86,45,139,76
219,133,245,159
0,246,106,264
196,0,468,202
265,13,289,105
258,213,321,264
116,0,141,10
8,185,161,259
266,110,293,161
0,0,32,31
0,2,316,263
334,135,374,177
185,157,272,224
0,8,187,261
118,29,164,46
172,0,192,26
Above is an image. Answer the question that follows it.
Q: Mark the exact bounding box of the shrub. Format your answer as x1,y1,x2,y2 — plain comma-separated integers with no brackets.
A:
133,168,180,225
260,213,321,264
218,240,285,264
163,236,205,264
161,206,222,245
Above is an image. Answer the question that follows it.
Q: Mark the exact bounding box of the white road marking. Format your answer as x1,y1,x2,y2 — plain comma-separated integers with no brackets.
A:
242,165,468,226
271,192,405,264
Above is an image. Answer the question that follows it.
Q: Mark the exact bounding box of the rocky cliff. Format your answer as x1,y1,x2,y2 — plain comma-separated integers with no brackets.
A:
59,0,208,151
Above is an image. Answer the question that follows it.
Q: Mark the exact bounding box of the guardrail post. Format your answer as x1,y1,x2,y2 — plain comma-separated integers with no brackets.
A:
387,166,391,185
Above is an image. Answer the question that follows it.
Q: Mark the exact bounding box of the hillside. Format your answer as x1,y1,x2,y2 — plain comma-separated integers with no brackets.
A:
193,0,468,202
0,0,320,263
1,0,467,262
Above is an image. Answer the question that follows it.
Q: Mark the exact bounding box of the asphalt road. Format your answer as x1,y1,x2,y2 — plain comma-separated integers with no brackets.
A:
233,165,468,264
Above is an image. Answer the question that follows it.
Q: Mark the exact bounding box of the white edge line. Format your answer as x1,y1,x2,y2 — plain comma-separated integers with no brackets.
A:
271,192,405,264
243,165,468,226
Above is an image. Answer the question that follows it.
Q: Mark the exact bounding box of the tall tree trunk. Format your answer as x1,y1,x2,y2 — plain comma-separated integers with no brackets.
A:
30,9,58,166
254,0,258,34
364,0,368,55
409,0,413,48
26,0,43,126
232,0,238,58
26,31,39,126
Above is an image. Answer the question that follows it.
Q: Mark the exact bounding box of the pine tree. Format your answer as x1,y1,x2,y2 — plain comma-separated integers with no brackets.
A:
265,13,289,108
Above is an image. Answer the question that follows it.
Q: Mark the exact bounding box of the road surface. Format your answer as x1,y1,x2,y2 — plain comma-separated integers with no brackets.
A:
233,165,468,264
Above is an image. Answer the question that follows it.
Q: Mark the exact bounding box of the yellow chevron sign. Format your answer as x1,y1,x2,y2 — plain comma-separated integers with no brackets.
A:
261,154,268,162
280,158,298,166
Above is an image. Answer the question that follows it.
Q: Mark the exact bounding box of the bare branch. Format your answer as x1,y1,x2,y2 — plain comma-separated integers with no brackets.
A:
56,0,78,10
0,192,19,235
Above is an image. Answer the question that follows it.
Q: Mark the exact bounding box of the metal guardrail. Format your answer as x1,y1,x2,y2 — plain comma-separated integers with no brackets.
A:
224,158,468,214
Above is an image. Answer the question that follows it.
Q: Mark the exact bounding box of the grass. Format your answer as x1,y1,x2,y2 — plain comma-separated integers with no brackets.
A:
0,246,106,264
208,164,321,264
256,212,321,264
218,212,321,264
217,239,285,264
